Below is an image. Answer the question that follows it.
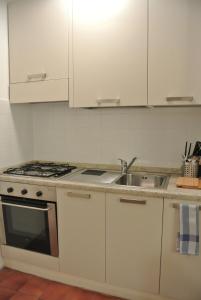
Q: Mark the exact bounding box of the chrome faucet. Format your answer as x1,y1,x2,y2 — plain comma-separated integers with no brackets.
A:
118,157,137,175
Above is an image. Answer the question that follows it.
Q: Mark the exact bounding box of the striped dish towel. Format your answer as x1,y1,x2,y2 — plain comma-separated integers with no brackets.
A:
177,204,199,256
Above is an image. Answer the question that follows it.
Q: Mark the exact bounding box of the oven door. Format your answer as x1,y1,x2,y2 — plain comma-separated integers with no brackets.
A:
0,196,58,257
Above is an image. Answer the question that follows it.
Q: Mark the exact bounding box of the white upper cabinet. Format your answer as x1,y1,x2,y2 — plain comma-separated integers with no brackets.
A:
149,0,201,106
70,0,148,107
8,0,69,103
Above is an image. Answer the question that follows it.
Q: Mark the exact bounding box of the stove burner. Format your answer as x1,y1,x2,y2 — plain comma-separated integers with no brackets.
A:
4,162,77,178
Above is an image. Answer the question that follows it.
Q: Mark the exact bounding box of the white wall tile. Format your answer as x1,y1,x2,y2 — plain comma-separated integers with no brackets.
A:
32,103,201,168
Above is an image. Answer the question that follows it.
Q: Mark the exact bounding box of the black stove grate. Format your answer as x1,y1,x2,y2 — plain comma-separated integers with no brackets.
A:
3,162,77,178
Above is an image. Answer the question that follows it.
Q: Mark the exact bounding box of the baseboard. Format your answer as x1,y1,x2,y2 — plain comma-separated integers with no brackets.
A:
4,258,172,300
1,245,59,271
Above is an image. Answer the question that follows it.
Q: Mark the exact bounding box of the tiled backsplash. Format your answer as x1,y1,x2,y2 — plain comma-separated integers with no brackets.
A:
0,100,33,168
32,103,201,168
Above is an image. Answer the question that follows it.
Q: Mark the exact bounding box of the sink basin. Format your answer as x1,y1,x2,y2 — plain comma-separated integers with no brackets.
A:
115,173,169,189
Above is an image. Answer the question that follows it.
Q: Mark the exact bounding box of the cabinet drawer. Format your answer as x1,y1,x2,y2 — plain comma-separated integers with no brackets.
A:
10,79,68,103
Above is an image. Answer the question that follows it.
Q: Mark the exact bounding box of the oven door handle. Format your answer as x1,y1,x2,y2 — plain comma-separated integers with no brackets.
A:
0,201,50,211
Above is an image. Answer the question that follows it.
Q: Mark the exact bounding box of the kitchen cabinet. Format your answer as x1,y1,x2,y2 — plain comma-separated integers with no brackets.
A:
160,199,201,300
57,188,105,282
8,0,69,103
70,0,148,107
149,0,201,106
106,193,163,294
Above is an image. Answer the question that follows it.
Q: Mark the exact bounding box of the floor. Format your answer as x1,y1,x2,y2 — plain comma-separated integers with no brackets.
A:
0,268,124,300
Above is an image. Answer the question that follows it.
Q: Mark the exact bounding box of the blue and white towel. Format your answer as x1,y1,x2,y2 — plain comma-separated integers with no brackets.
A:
177,204,199,256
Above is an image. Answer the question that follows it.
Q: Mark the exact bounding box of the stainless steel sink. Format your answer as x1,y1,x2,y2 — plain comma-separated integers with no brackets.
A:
115,173,169,189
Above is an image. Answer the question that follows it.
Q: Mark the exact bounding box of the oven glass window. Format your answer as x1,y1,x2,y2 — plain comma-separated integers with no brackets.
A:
10,208,46,236
2,197,51,255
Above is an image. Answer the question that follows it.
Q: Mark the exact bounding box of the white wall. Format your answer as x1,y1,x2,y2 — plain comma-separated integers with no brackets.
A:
32,103,201,168
0,0,8,100
0,0,33,168
1,0,201,169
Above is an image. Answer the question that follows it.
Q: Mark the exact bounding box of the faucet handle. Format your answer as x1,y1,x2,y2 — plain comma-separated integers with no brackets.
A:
118,158,127,165
118,158,127,174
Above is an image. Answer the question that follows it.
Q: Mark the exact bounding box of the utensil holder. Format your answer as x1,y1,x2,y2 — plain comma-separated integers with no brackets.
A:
183,160,198,178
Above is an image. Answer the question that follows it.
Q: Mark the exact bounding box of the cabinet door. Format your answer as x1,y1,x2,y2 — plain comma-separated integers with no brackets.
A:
161,199,201,300
149,0,201,106
8,0,69,103
106,193,163,294
70,0,148,107
57,189,105,282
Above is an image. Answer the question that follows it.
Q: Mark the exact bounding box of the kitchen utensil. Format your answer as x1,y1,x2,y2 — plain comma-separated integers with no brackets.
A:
193,141,201,156
184,141,188,157
188,143,192,157
183,141,193,161
183,159,199,178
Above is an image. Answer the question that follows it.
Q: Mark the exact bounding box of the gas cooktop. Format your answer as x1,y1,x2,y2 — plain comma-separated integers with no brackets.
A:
3,162,77,178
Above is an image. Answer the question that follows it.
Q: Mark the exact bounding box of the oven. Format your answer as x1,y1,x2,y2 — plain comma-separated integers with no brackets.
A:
0,183,58,257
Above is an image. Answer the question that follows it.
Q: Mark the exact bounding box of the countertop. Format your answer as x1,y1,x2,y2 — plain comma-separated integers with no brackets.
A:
0,162,201,201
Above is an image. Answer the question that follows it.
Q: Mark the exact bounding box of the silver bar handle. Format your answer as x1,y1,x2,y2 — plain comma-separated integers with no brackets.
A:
0,205,6,244
120,198,146,205
47,203,59,257
67,192,91,199
172,203,201,210
166,97,194,102
0,202,50,211
97,98,120,105
27,73,47,81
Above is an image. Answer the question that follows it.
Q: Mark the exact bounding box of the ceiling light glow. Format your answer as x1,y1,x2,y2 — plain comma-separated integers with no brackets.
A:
76,0,128,24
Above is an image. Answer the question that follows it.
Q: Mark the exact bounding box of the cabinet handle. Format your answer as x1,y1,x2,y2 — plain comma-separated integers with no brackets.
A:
96,98,120,105
120,198,146,205
67,192,91,199
0,201,50,211
27,73,47,81
166,97,194,102
172,203,201,210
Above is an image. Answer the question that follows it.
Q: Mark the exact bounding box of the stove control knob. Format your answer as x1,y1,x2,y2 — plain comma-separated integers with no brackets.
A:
21,189,28,195
7,187,14,193
36,191,43,197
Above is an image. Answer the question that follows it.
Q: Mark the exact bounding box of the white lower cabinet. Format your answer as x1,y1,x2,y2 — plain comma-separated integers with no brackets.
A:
106,193,163,294
160,199,201,300
57,188,106,282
